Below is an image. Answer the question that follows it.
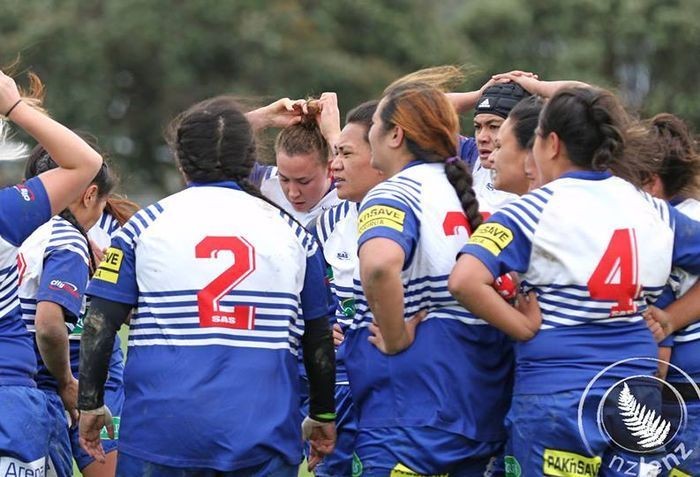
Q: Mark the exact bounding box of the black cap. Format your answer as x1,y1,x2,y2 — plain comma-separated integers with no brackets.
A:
474,83,531,119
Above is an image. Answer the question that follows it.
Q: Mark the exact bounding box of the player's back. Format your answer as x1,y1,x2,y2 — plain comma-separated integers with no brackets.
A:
345,162,512,442
106,183,317,469
505,172,674,394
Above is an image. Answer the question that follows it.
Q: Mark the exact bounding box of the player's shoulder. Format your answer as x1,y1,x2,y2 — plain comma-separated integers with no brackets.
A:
316,200,355,244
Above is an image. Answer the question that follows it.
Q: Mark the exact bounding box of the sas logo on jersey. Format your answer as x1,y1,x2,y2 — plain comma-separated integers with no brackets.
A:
94,247,124,284
468,223,513,256
336,251,350,261
48,279,80,298
13,183,35,202
358,205,405,235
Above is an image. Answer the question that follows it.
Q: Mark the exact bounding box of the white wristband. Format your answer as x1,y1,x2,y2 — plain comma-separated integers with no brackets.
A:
80,405,107,415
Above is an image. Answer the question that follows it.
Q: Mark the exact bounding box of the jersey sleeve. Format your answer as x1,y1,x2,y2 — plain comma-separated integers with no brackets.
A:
0,177,51,246
357,184,419,266
458,190,553,278
669,206,700,275
87,235,138,306
37,248,89,319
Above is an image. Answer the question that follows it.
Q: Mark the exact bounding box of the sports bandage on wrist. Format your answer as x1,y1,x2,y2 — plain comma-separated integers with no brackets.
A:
302,415,335,440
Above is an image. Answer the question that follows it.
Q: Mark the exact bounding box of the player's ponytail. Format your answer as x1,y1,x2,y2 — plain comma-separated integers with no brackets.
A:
380,80,482,233
538,87,652,186
104,195,140,226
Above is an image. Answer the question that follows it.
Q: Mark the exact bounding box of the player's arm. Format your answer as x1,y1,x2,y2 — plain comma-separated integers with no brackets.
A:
446,70,539,113
245,97,306,132
449,254,540,340
448,211,540,340
35,302,77,419
491,71,589,98
359,238,415,354
1,71,102,216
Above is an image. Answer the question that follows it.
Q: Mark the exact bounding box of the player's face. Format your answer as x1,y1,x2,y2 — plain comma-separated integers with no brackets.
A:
473,113,504,169
491,117,530,196
276,150,331,212
331,123,384,203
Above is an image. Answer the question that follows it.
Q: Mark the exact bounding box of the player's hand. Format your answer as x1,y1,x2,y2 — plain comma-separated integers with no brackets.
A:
79,405,114,463
368,309,427,354
515,291,541,339
332,323,345,347
58,376,79,426
246,97,306,131
0,71,21,116
491,71,541,95
315,92,341,147
302,417,337,472
643,306,671,342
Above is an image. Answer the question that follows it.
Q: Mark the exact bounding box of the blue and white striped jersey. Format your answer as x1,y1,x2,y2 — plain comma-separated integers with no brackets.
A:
19,216,90,391
86,181,330,470
665,198,700,383
0,177,51,387
88,210,121,251
460,171,700,394
312,200,358,386
344,161,513,442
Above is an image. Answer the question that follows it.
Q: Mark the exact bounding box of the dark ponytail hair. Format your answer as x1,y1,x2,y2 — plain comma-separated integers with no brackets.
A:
381,81,481,232
509,95,545,150
537,87,649,186
105,195,140,226
167,96,304,224
26,140,116,273
647,113,700,199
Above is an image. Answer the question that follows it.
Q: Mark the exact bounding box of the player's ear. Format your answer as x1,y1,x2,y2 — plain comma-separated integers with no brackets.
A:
388,124,405,149
82,184,98,207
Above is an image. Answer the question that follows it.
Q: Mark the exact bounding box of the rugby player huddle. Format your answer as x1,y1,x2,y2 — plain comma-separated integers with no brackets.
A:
0,66,699,477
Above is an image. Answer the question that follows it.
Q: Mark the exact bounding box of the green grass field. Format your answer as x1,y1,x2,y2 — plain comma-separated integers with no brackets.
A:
72,326,314,476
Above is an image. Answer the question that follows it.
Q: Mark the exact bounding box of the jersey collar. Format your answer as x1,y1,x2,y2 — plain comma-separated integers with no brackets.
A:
187,180,242,191
560,170,612,181
402,159,426,171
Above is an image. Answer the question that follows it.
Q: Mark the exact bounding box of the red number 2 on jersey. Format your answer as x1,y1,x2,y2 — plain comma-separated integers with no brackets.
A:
195,236,256,329
587,228,640,315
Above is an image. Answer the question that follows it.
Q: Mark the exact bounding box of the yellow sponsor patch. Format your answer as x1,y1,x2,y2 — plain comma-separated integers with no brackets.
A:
358,205,406,235
468,223,514,256
669,469,692,477
390,462,447,477
93,247,124,284
543,449,601,477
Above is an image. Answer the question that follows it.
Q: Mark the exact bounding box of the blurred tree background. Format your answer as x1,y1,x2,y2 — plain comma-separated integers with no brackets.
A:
2,0,699,203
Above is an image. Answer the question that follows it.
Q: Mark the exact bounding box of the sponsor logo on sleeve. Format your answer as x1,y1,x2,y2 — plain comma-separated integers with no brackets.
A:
93,247,124,284
0,456,45,476
13,183,35,202
358,205,405,235
542,449,601,477
48,279,80,298
467,223,513,256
